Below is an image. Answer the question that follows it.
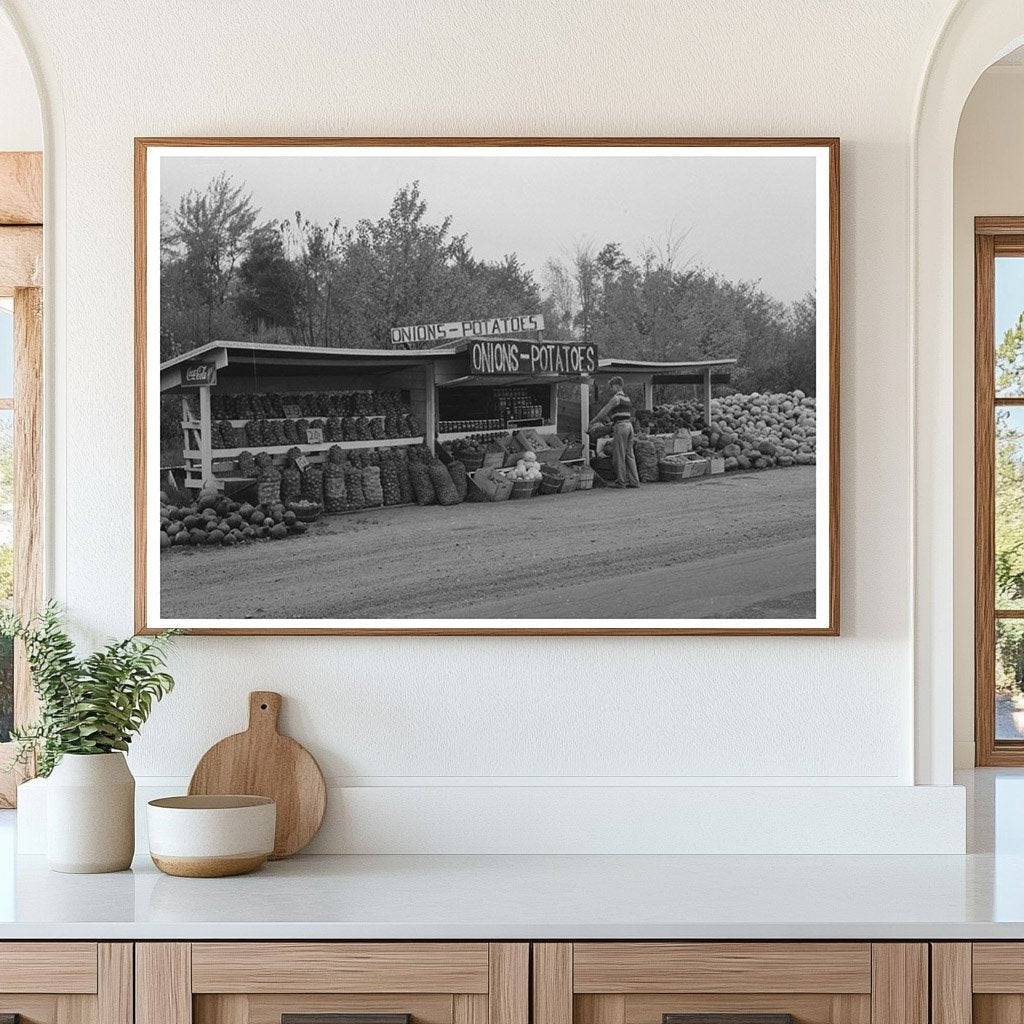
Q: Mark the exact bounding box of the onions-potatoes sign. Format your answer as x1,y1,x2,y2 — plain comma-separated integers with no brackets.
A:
469,339,598,377
390,313,545,347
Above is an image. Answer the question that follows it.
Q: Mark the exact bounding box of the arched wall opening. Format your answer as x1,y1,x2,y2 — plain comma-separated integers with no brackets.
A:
914,0,1024,784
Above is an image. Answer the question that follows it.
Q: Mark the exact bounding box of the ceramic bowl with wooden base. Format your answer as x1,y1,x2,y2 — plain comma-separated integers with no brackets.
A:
147,795,276,877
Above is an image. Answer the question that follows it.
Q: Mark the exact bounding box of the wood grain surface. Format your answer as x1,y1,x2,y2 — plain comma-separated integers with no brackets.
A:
136,943,191,1024
930,944,971,1024
0,942,97,993
870,945,927,1024
573,943,871,994
191,942,489,994
0,152,42,225
188,690,326,858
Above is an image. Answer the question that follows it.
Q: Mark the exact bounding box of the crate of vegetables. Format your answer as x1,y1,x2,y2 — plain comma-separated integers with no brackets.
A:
469,467,513,502
659,453,709,481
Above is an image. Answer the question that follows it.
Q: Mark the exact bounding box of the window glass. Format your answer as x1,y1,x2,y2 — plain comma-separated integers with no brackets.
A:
997,407,1024,609
997,257,1024,397
0,304,12,399
0,403,12,742
997,619,1024,741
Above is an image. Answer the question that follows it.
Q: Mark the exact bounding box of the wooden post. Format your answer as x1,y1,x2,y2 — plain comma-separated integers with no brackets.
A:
423,361,436,453
197,384,213,486
580,379,590,466
643,378,654,411
701,366,712,424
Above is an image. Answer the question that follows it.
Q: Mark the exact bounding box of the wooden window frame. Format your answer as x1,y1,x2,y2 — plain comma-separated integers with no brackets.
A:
0,151,43,806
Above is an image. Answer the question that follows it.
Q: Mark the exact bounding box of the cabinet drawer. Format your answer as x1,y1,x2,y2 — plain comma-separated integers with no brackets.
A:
139,942,528,1024
0,942,98,993
191,943,490,993
572,943,872,994
535,943,925,1024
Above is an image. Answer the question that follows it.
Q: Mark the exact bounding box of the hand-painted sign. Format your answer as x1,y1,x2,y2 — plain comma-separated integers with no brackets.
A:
469,339,598,377
390,313,544,347
181,362,217,387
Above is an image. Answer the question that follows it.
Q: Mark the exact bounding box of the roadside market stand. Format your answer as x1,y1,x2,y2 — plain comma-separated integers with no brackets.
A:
159,338,600,491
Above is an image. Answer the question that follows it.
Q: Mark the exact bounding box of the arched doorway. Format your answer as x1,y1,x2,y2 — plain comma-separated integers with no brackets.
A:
914,0,1024,784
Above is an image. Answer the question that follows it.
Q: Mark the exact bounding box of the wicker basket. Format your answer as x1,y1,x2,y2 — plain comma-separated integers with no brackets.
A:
510,479,540,500
540,463,577,494
574,466,595,490
286,500,322,522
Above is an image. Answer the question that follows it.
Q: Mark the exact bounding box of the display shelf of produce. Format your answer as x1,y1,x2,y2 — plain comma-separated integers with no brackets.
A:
437,428,511,442
437,423,558,442
223,415,388,426
187,437,426,458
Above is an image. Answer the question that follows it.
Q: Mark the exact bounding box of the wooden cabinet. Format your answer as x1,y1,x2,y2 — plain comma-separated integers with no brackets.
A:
0,942,132,1024
931,943,1024,1024
136,943,528,1024
533,944,928,1024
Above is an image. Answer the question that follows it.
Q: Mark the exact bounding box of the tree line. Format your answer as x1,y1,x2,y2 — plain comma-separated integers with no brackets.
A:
160,174,817,395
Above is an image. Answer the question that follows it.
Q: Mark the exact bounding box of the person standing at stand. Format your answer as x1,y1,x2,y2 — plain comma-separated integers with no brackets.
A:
591,376,640,488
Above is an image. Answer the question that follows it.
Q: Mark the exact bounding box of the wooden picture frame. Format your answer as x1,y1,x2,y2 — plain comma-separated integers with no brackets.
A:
135,137,840,637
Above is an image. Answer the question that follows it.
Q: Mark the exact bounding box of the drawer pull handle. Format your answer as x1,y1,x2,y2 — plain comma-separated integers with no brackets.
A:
283,1016,411,1024
664,1016,797,1024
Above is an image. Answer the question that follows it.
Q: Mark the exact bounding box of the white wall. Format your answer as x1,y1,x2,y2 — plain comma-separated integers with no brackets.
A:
952,66,1024,768
2,0,971,851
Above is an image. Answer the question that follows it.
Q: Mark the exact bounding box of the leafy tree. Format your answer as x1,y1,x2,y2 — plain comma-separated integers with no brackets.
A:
165,173,257,346
235,222,297,335
998,311,1024,395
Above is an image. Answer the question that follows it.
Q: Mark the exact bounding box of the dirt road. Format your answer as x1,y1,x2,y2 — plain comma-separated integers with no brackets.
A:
160,467,818,621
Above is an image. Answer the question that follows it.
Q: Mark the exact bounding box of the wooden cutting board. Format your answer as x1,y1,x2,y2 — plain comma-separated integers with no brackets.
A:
188,691,326,859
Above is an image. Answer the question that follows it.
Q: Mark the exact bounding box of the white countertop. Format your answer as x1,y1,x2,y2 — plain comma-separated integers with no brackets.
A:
1,769,1022,941
1,849,1023,940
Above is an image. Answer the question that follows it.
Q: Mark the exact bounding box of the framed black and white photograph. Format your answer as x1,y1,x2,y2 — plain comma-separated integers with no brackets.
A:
135,137,839,636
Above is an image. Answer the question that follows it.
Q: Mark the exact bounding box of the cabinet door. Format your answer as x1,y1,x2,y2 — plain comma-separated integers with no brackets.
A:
137,943,528,1024
0,942,132,1024
935,943,1024,1024
534,944,927,1024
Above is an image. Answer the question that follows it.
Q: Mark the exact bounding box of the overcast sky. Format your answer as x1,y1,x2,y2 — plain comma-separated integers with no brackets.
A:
160,148,818,304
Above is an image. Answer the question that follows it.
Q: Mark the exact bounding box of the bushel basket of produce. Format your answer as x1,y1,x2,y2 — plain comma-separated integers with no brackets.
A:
659,453,709,481
510,478,540,500
286,500,321,522
540,462,577,495
573,466,595,490
468,467,513,502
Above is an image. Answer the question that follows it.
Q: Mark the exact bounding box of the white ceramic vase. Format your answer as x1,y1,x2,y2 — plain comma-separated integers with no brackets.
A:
46,752,135,873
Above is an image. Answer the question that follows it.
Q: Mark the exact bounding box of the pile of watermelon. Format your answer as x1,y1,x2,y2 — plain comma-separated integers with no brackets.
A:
652,390,817,470
160,488,308,550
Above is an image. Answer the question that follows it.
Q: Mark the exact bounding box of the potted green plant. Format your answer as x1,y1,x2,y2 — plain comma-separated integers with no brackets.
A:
2,603,177,873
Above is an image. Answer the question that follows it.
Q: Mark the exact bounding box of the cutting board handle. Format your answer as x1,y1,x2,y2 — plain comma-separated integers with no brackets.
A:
248,691,282,734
